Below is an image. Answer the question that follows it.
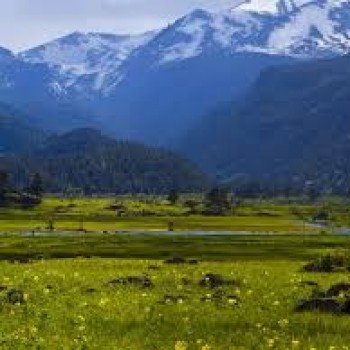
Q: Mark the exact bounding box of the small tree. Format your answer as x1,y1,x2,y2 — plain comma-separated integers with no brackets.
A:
304,181,320,202
204,187,231,216
167,189,179,205
184,199,199,214
28,173,44,199
0,171,8,204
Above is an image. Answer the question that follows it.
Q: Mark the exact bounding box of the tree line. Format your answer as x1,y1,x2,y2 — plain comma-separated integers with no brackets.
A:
0,170,43,207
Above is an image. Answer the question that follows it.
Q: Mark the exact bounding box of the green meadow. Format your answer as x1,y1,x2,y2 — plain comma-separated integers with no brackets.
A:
0,235,349,349
0,196,336,233
0,197,350,349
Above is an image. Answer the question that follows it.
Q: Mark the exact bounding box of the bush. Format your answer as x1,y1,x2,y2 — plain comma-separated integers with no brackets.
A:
303,252,350,272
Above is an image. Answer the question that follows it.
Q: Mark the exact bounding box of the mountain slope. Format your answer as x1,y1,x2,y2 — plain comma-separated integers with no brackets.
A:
19,31,156,95
0,103,47,155
4,129,209,194
3,0,350,144
99,7,297,143
179,53,350,193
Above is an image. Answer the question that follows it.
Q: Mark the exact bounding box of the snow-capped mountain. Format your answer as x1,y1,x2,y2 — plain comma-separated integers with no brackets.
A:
19,31,156,94
151,0,350,66
1,0,350,143
16,0,350,95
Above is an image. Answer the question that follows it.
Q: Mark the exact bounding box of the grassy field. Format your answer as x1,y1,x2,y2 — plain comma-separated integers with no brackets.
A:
1,197,350,348
0,234,349,349
0,196,336,233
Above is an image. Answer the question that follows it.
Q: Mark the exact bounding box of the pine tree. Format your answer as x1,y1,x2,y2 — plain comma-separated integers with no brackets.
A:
0,171,8,204
167,189,179,205
28,173,44,199
204,187,231,216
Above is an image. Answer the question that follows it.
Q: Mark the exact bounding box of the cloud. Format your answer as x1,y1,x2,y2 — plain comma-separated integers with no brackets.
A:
0,0,273,52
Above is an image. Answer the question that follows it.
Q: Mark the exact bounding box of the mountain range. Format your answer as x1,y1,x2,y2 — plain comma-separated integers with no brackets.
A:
2,0,350,193
2,0,350,144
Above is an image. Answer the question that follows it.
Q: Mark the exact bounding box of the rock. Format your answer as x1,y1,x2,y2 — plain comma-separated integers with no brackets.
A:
341,299,350,313
298,280,319,287
199,274,237,288
108,276,153,288
164,256,186,264
326,282,350,297
295,298,341,313
303,262,328,272
200,274,225,288
7,289,25,305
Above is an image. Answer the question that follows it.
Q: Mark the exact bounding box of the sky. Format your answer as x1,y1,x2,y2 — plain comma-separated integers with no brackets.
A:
0,0,276,52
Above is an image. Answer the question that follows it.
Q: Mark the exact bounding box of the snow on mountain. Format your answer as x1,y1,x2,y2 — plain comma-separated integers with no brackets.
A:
154,0,350,66
13,0,350,96
19,31,156,92
2,0,350,142
156,9,273,64
266,0,350,56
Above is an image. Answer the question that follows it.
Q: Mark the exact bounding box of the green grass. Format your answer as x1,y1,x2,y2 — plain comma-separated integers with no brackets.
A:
0,234,346,261
1,197,350,347
0,234,349,348
0,215,310,233
0,196,326,233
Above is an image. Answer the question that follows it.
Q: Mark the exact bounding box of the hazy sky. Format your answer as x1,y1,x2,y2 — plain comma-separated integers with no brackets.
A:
0,0,275,52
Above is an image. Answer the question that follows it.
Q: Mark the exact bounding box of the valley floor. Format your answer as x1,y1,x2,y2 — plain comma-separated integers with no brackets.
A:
1,197,350,348
0,234,348,349
0,196,340,234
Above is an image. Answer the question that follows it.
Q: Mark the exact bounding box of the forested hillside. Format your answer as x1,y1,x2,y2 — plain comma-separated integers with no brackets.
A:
3,128,209,194
179,54,350,194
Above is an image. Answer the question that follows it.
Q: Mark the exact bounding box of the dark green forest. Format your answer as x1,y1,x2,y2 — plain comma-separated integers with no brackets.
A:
1,128,209,195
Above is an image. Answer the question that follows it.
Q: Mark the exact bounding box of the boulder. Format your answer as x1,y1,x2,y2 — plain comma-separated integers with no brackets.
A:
326,282,350,297
108,276,153,288
295,298,341,313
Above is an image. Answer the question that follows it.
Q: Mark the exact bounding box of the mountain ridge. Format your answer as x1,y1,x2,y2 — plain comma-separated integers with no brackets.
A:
2,0,350,144
178,53,350,194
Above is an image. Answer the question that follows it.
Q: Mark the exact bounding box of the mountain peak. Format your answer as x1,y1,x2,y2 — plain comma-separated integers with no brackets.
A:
19,30,156,92
185,8,213,20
